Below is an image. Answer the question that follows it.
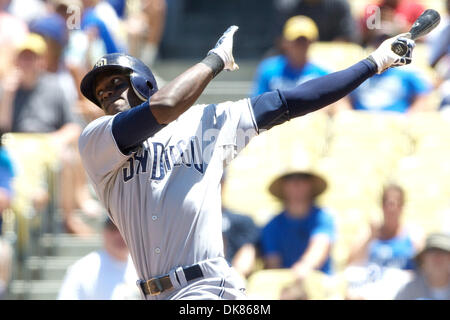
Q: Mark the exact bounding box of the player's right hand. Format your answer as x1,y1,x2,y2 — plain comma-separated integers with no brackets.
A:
208,25,239,71
368,33,415,74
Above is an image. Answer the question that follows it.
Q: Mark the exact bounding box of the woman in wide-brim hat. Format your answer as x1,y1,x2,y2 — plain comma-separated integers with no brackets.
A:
260,167,336,280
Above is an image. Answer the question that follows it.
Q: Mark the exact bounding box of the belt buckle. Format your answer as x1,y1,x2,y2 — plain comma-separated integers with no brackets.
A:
146,276,165,296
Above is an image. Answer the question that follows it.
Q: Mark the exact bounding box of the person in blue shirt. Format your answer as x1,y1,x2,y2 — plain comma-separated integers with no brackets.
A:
348,184,424,271
260,169,335,279
106,0,127,18
252,15,350,115
81,0,127,54
348,33,431,113
349,67,431,113
252,15,329,96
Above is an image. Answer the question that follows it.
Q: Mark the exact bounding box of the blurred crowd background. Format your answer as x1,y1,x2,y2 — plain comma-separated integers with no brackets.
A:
0,0,449,300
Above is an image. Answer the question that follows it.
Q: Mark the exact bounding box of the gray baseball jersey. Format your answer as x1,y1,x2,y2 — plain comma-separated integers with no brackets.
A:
79,98,257,297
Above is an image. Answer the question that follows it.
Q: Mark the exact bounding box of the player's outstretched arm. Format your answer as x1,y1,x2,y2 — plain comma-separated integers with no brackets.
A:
111,26,239,154
250,34,415,131
150,26,239,124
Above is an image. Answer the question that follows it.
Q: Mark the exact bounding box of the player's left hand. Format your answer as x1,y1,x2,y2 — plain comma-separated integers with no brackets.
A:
369,34,415,74
208,25,239,71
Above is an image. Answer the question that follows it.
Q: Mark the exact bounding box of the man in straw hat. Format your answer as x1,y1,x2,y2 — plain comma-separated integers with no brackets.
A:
395,233,450,300
260,168,335,279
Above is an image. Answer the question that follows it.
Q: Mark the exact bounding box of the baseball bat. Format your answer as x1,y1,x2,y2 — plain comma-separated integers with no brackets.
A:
391,9,441,56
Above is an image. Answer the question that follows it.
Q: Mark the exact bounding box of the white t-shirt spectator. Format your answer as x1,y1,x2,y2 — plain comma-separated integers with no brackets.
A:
58,250,140,300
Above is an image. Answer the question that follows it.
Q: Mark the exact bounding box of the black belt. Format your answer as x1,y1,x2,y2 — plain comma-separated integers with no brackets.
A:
139,264,204,296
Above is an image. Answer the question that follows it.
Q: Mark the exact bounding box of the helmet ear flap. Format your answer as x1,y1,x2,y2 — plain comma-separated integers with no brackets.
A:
81,53,158,108
129,72,158,102
130,72,150,101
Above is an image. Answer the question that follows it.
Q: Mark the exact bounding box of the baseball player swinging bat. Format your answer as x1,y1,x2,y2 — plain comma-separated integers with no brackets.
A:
391,9,441,56
79,23,419,300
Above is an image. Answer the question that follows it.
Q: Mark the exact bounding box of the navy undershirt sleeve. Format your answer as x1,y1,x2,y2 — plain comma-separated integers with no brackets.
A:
111,100,165,154
250,59,377,130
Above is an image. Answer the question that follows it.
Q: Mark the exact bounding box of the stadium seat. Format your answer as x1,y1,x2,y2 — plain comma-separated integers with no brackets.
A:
222,111,329,225
392,155,450,233
246,269,297,299
419,0,447,15
1,133,61,254
309,42,366,72
349,0,373,17
406,112,450,154
246,269,346,300
330,110,407,136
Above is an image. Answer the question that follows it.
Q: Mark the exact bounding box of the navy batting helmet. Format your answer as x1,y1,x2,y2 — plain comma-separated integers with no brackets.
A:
80,53,158,108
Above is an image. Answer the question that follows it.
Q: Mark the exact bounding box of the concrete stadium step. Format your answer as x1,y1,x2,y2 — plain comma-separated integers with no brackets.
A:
74,209,108,233
39,233,102,257
152,61,257,105
153,60,259,80
25,256,86,281
8,280,62,300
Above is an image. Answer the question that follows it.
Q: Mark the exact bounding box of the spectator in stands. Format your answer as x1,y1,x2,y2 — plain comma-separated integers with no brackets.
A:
7,0,47,24
106,0,126,18
30,12,103,219
348,184,423,271
260,169,335,279
0,0,28,79
395,233,450,300
221,175,260,279
252,15,326,95
360,0,424,46
345,32,431,113
345,184,424,299
252,15,349,114
29,13,76,107
428,0,449,69
58,218,140,299
0,33,79,136
126,0,167,67
427,0,450,112
81,0,127,60
51,0,105,123
0,34,89,235
0,132,13,299
272,0,357,43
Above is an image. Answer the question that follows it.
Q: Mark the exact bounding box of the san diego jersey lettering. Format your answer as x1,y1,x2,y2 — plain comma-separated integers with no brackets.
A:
78,99,257,282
